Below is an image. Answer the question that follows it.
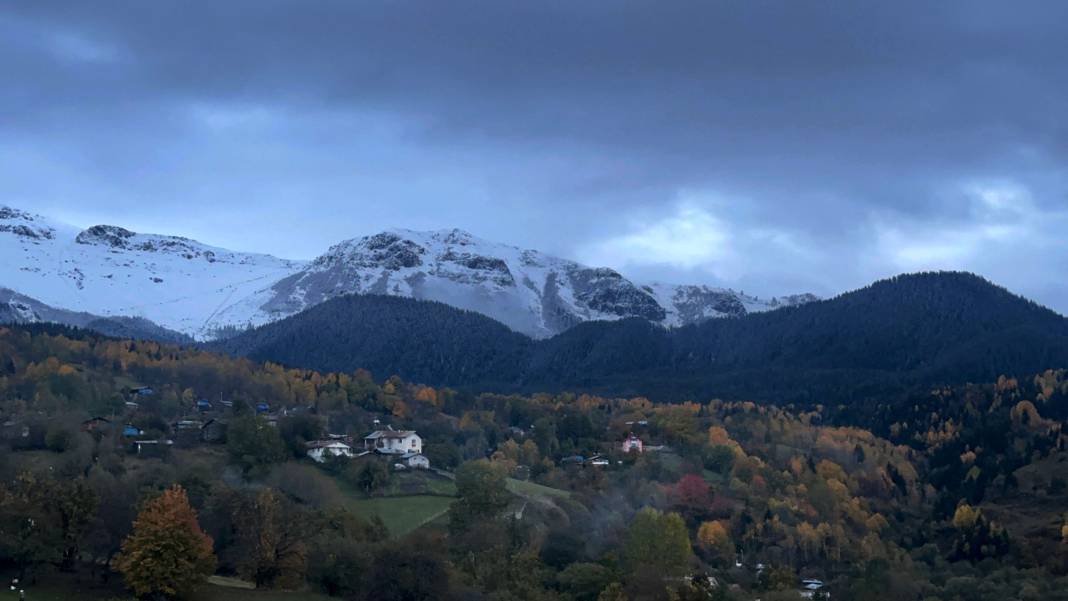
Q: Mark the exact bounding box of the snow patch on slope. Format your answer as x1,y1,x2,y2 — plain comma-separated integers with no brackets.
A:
0,206,305,339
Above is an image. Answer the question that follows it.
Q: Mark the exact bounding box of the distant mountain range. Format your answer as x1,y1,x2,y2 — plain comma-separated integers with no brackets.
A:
0,205,814,340
208,272,1068,404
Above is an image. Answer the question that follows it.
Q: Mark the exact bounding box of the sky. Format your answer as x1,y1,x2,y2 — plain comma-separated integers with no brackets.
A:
2,1,1067,312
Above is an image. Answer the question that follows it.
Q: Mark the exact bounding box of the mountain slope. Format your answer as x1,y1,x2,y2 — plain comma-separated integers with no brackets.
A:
211,272,1068,404
523,271,1068,400
247,227,809,338
0,206,304,339
0,206,812,340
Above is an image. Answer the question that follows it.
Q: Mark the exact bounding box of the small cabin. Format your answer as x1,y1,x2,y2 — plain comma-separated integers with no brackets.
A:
196,399,212,411
122,425,143,438
255,402,270,414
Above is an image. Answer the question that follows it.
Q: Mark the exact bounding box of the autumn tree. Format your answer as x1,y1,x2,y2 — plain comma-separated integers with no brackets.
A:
950,503,1010,562
672,474,712,524
697,520,734,565
115,485,216,599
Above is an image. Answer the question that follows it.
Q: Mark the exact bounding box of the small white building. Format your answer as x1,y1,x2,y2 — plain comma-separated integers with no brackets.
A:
364,428,422,455
307,440,355,463
399,452,430,469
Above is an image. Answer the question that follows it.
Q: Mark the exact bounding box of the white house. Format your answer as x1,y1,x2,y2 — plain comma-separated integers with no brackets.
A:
364,428,422,455
307,440,355,463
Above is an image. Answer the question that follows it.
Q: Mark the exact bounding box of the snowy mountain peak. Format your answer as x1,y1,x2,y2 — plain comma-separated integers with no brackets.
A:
0,208,816,340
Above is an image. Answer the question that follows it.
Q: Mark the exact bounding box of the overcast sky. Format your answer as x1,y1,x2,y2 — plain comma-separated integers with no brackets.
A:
3,1,1067,311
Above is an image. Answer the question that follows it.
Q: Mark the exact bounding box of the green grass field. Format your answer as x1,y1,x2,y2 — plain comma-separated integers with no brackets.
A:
505,477,571,500
333,470,459,538
345,494,455,538
376,470,457,497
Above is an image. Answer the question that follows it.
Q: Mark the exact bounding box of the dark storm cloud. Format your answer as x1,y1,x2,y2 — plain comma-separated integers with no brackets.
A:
2,1,1067,310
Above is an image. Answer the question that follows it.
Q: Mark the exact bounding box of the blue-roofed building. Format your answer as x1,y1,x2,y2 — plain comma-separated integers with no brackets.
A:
255,402,270,413
122,425,142,437
196,399,212,411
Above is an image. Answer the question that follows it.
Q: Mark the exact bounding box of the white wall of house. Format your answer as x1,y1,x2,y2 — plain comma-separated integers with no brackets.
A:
308,442,354,463
366,432,422,455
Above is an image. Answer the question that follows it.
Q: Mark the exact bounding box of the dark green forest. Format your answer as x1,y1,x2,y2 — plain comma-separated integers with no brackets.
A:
211,272,1068,404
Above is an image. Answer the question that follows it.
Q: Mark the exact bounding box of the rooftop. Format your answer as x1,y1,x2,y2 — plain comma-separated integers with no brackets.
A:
365,430,417,440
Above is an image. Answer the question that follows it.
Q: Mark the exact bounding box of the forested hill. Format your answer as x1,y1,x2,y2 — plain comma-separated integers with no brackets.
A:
206,294,533,387
209,272,1068,404
523,271,1068,401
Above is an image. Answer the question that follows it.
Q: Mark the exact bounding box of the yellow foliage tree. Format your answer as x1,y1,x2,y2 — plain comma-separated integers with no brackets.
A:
952,504,980,530
697,520,734,561
115,485,216,599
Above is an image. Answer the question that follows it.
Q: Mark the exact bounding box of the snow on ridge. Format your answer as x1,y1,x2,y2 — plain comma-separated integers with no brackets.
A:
0,205,816,340
0,205,306,340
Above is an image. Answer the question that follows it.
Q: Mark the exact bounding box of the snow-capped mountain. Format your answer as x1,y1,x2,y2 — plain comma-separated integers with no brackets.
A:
0,206,815,340
0,206,305,339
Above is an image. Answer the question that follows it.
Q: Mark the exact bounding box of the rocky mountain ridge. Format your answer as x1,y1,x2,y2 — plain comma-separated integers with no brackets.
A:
0,205,814,340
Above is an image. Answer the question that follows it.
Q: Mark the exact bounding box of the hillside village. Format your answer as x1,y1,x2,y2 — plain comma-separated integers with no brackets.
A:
2,325,1068,600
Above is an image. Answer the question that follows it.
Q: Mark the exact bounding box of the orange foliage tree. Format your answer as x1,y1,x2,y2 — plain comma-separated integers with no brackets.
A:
115,485,216,599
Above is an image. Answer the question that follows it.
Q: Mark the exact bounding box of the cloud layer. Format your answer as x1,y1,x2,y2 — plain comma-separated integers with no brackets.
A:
2,2,1066,311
